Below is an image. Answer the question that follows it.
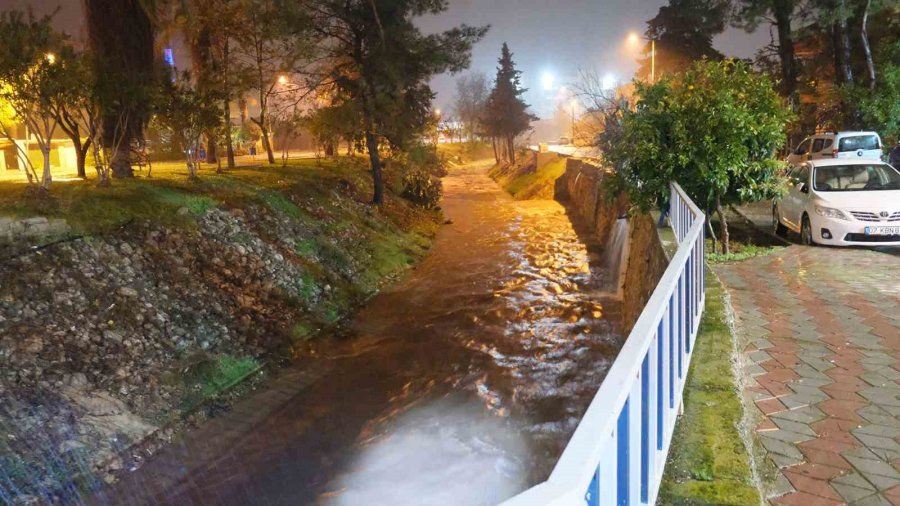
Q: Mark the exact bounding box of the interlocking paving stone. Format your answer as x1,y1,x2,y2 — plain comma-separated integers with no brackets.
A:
717,246,900,503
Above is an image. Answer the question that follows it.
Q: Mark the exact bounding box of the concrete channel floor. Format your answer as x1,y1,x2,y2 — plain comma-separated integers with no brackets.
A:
716,245,900,505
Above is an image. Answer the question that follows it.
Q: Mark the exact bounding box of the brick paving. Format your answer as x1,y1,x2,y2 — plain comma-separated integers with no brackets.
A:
716,246,900,505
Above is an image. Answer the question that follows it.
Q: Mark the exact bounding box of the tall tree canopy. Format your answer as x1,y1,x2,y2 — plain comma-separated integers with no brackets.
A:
483,43,535,163
639,0,729,79
453,72,489,141
733,0,802,98
306,0,487,205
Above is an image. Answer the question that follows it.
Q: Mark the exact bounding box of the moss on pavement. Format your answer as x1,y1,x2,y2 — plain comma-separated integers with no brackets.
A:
658,268,760,505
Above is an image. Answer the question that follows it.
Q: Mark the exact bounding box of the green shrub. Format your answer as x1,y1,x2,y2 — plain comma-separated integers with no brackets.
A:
401,168,442,208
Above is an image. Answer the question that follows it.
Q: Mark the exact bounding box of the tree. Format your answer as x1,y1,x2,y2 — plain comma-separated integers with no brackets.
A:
483,43,535,164
733,0,802,98
305,0,487,205
234,0,306,166
154,72,223,179
605,60,792,254
453,73,489,141
0,10,66,191
83,0,158,178
639,0,728,79
48,48,96,179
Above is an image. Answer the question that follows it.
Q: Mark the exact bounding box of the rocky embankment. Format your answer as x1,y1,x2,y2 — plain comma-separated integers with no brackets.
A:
0,171,438,504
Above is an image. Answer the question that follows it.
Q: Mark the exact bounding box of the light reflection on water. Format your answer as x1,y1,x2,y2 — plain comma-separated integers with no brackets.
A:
99,163,625,506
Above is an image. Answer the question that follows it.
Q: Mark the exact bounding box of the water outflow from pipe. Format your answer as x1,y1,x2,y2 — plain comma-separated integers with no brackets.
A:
599,218,629,295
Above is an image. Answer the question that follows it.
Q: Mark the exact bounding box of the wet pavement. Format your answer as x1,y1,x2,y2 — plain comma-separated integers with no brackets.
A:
95,162,625,506
718,246,900,505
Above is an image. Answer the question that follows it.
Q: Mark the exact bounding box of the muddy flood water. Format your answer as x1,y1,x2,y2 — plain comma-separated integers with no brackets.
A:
98,162,626,506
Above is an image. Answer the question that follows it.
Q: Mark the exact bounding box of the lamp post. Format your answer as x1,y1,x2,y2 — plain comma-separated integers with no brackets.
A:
570,99,577,145
628,33,655,83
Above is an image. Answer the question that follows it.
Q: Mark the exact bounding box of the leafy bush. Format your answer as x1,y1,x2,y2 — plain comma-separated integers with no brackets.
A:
401,168,442,208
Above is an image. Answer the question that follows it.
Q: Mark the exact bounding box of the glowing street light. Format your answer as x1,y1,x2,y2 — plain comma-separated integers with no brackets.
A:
277,74,288,85
45,52,56,64
602,73,617,91
626,32,655,83
434,108,441,117
541,72,555,91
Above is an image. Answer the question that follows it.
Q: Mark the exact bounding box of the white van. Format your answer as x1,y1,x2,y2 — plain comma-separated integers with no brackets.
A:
786,131,883,165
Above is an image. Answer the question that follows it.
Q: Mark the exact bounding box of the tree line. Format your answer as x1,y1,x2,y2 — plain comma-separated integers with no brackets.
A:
0,0,488,205
636,0,899,140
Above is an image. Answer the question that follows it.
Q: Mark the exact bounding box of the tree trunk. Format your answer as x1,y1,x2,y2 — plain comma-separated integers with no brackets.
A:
206,133,218,164
832,3,853,86
860,0,876,91
773,0,798,98
224,99,235,169
507,136,515,163
40,145,52,191
716,196,730,255
365,130,384,205
111,141,134,178
75,141,87,179
260,126,276,164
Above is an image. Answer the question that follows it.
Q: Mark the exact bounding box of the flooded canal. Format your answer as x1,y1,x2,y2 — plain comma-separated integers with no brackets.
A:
100,162,625,505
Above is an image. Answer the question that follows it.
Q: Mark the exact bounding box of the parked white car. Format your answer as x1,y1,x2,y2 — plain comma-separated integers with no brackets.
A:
774,159,900,246
786,131,884,165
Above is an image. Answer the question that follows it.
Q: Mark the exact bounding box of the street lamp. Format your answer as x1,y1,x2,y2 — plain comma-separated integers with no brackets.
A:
277,74,288,85
627,32,655,83
45,52,56,64
570,99,577,144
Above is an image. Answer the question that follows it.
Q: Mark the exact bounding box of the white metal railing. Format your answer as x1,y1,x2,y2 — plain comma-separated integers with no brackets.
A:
502,182,706,506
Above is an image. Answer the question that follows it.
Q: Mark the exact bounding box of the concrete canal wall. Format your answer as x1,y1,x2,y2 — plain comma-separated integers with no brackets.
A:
558,158,668,330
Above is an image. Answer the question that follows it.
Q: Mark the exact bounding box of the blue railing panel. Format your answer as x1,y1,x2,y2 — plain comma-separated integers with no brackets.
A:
502,182,706,506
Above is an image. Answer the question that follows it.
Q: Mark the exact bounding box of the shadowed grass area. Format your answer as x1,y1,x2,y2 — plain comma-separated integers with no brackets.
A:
436,141,495,163
658,269,760,505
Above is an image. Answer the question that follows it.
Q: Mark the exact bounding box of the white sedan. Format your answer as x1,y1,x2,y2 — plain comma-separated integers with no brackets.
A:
774,159,900,246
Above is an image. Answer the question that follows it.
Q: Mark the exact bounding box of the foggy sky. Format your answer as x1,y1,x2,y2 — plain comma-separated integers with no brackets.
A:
1,0,772,119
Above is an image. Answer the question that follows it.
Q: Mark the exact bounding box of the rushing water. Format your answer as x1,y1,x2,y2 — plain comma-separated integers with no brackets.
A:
98,162,625,506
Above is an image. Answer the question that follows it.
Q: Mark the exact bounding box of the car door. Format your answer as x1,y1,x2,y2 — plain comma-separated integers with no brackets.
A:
783,164,810,230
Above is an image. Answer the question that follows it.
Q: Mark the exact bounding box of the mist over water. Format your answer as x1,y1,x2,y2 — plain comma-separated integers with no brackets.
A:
99,162,626,505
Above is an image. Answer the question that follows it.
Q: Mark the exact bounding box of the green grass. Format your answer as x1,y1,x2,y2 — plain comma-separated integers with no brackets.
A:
706,240,777,264
658,270,760,505
504,157,566,199
488,152,567,200
181,354,260,414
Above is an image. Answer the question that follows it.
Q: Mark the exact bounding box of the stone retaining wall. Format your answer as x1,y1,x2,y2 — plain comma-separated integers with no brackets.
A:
0,216,70,244
559,158,668,330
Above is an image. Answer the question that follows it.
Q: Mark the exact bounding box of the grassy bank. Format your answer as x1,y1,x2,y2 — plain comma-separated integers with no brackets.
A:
489,151,566,199
658,269,760,505
0,156,441,500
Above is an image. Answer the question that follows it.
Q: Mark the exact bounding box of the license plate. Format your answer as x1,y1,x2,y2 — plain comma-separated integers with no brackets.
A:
865,226,900,235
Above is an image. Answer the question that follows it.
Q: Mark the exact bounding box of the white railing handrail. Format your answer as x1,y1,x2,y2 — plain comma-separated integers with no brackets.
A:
503,182,706,506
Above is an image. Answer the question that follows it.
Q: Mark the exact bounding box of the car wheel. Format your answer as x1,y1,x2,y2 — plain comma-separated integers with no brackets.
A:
773,205,788,237
801,214,815,246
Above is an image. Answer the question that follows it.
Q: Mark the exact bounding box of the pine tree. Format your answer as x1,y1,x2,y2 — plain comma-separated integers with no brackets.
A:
639,0,728,80
484,43,535,163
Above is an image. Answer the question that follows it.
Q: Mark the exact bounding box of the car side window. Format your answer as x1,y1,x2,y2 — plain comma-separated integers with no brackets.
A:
823,139,833,150
812,139,824,152
796,139,811,155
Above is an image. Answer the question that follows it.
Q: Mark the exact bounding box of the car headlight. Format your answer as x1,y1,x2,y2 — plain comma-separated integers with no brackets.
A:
815,206,849,221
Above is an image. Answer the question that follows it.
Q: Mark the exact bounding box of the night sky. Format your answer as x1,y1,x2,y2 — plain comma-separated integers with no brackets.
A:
1,0,771,119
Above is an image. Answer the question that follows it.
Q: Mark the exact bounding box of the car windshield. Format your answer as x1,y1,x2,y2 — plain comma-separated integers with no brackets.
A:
814,164,900,191
838,135,879,152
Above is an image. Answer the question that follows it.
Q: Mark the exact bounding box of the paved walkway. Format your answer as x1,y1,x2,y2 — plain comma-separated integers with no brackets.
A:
716,246,900,506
